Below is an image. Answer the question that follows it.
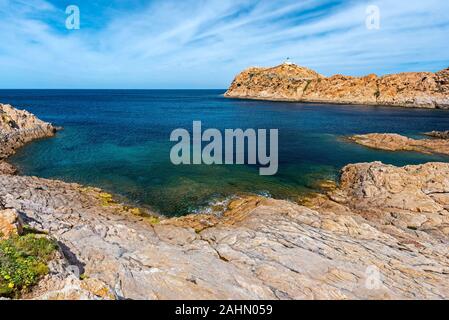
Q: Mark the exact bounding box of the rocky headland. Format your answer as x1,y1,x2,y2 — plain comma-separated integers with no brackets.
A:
0,103,448,300
225,64,449,108
0,103,57,175
0,104,56,159
349,133,449,156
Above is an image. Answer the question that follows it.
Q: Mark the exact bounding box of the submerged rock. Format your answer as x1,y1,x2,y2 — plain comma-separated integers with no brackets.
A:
225,64,449,108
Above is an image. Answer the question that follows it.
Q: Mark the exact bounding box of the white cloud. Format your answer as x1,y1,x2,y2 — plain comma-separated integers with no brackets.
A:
0,0,448,88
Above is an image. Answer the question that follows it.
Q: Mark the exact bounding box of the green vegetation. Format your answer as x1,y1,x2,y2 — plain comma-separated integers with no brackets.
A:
0,234,57,298
125,206,161,225
374,89,381,99
303,80,312,93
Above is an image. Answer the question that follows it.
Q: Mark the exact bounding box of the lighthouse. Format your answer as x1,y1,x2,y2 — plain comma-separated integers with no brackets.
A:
284,57,294,65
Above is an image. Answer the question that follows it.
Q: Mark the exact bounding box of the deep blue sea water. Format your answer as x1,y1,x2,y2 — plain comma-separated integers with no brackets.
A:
2,89,449,216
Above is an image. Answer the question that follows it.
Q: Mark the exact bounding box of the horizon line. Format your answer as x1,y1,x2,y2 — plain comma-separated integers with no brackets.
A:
0,88,228,91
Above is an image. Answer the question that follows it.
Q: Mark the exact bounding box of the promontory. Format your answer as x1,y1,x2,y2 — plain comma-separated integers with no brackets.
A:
225,63,449,108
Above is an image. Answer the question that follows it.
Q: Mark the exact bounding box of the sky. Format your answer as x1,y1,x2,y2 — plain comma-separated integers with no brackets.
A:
0,0,448,89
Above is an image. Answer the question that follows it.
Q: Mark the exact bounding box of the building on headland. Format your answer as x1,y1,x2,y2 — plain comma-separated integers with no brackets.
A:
283,57,294,65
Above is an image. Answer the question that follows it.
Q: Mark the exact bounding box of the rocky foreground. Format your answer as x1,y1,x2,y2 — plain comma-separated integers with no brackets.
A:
225,64,449,108
1,104,448,300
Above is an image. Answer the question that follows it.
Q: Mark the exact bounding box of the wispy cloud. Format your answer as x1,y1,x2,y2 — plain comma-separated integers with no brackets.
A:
0,0,448,88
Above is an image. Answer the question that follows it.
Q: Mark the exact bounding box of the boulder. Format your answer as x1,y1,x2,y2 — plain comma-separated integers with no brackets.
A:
0,209,23,239
0,161,17,175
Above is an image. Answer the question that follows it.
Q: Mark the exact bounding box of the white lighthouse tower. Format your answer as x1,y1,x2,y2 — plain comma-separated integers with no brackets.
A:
283,57,294,65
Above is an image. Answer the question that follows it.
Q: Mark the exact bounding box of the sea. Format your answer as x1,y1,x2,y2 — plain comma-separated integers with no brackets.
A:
2,89,449,216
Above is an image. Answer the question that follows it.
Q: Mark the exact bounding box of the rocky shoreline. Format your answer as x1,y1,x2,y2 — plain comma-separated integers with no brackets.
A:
0,104,57,159
1,103,448,300
225,64,449,108
0,104,57,175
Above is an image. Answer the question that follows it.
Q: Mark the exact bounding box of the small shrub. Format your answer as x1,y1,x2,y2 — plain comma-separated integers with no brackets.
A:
374,89,381,99
303,80,312,93
0,234,57,298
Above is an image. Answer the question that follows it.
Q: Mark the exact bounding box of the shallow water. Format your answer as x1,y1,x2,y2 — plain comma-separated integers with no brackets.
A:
2,89,449,216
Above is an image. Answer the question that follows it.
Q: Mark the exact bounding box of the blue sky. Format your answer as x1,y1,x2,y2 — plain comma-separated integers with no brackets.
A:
0,0,448,89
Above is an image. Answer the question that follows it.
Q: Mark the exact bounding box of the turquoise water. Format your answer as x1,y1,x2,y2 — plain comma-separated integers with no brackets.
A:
2,90,449,216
